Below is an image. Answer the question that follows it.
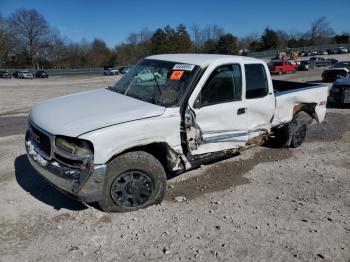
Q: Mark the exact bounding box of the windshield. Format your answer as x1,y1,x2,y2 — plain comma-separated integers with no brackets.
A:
332,62,350,69
111,59,199,107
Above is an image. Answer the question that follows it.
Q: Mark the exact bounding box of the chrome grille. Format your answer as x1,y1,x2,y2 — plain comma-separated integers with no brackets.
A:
30,123,52,158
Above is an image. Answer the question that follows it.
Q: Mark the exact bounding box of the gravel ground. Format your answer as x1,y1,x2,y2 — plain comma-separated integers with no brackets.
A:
0,65,349,262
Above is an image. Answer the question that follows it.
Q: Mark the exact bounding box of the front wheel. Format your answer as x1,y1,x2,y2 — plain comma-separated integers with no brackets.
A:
99,151,167,212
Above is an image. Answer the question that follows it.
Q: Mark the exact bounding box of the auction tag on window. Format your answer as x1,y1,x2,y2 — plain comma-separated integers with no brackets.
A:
173,64,195,71
170,70,184,80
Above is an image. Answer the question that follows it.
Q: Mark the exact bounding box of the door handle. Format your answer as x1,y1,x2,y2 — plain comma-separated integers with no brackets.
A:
237,108,247,115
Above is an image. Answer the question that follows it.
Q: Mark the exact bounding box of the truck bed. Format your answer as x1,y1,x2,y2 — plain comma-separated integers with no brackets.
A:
272,80,328,126
273,80,318,93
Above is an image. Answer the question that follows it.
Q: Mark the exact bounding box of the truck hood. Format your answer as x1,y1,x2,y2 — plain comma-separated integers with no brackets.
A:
30,88,166,137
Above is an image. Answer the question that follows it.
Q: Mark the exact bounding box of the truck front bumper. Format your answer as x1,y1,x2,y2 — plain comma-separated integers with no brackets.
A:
25,131,106,203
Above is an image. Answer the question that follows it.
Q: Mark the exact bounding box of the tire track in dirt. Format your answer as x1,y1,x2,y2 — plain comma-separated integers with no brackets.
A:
166,148,293,201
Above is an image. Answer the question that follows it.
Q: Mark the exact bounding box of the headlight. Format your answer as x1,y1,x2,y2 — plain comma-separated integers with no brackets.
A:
55,136,93,157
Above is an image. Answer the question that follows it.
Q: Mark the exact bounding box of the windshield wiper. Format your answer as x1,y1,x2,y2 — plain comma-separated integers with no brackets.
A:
151,72,162,104
152,72,162,95
124,76,136,95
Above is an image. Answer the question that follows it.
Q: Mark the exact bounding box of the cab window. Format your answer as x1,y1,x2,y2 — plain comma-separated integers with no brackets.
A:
245,64,269,99
197,64,242,107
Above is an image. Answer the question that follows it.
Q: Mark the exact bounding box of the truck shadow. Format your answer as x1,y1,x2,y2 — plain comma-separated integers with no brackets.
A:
14,154,87,211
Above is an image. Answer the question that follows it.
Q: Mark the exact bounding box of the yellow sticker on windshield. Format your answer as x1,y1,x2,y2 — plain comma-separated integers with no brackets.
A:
170,70,184,80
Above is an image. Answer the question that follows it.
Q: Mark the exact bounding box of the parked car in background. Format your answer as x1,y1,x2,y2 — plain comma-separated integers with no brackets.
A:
327,58,338,65
309,57,329,67
322,61,350,82
119,66,131,74
318,50,328,55
0,70,11,78
298,60,314,71
327,48,337,54
328,76,350,106
288,59,300,66
103,66,119,75
336,47,348,54
13,70,34,79
268,60,298,75
35,70,49,78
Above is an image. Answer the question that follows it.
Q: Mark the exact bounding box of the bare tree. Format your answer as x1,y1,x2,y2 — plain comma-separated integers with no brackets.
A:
8,9,52,68
238,32,260,50
307,17,334,45
0,14,12,67
139,28,152,43
190,24,224,52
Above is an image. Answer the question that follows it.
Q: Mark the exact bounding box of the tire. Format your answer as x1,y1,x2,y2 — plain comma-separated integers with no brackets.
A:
99,151,167,212
273,111,313,148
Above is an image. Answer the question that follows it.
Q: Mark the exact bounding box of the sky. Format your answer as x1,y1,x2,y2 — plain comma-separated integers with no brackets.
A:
1,0,349,47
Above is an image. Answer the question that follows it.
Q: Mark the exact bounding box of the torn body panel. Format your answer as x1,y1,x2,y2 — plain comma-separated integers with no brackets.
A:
25,131,106,203
184,105,247,155
273,85,328,126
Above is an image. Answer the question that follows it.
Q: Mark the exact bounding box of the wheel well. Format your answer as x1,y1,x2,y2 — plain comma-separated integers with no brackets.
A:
107,142,182,177
293,103,317,120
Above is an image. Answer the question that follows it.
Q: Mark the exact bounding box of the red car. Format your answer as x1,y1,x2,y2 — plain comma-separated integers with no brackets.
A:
269,60,298,75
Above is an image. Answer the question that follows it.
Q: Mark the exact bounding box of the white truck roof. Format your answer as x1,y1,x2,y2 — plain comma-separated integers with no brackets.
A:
147,54,262,67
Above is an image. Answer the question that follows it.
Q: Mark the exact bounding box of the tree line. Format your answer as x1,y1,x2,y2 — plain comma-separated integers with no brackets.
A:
0,9,349,69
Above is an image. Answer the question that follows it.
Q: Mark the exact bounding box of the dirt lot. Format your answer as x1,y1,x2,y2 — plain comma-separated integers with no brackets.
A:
0,62,349,261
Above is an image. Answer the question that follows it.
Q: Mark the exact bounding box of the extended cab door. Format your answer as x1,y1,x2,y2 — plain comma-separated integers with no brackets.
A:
243,63,275,139
185,64,250,155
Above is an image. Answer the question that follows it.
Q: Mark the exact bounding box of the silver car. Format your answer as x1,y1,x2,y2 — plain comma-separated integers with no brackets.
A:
18,70,34,79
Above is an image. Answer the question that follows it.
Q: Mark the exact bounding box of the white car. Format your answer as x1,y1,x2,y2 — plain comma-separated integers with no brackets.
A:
337,47,348,54
103,67,119,75
25,54,328,212
18,70,34,79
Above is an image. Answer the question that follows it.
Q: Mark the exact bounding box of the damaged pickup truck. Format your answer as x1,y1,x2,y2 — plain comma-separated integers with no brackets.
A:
26,54,328,212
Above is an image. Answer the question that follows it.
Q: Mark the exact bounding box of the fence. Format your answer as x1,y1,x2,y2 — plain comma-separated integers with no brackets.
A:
3,67,104,77
248,43,350,59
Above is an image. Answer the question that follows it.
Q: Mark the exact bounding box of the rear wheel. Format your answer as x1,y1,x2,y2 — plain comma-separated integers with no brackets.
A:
99,151,167,212
272,111,313,148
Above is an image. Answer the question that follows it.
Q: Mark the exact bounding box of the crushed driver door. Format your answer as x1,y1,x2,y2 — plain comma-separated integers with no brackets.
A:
185,64,250,155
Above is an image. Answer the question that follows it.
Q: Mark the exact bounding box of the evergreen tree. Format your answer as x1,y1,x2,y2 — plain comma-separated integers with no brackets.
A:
261,27,280,50
216,33,238,54
150,28,167,54
176,23,193,53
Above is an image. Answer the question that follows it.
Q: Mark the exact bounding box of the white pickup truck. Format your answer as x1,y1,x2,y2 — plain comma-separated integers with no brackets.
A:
25,54,328,212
